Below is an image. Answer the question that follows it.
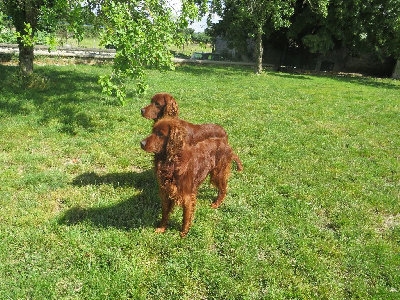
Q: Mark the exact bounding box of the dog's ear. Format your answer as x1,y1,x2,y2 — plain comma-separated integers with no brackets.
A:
164,94,179,118
166,120,186,159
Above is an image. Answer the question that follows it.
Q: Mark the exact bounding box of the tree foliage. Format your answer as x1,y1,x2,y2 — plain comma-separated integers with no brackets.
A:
0,1,203,102
0,11,15,43
2,0,45,75
209,0,399,72
98,0,200,104
0,0,91,75
209,0,328,73
298,0,400,59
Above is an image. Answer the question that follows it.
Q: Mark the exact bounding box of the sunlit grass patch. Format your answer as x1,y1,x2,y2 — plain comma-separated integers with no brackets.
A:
0,64,399,298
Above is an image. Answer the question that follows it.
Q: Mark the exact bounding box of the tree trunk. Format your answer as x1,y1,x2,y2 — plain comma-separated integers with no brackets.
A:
254,29,263,74
315,58,322,71
7,0,41,77
18,42,34,76
392,60,400,79
332,45,349,72
278,43,287,71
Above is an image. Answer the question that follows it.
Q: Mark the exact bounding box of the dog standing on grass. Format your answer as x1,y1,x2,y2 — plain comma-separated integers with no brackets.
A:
141,118,242,237
141,92,242,160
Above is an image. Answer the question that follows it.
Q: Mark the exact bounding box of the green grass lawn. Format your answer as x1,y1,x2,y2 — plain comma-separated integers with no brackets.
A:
0,63,399,299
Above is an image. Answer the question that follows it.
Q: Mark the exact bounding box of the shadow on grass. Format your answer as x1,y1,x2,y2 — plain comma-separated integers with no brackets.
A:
175,64,253,76
0,97,31,115
331,74,400,90
171,50,190,59
59,169,161,230
267,72,311,80
0,64,113,134
271,68,399,89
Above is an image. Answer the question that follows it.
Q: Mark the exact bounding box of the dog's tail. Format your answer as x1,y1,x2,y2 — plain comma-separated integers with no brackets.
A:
232,153,243,172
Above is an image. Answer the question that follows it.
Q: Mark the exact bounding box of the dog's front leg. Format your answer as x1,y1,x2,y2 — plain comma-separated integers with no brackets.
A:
180,194,196,238
156,190,174,233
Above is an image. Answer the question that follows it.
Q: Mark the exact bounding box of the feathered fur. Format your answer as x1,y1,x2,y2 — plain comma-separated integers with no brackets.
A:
141,93,243,170
140,118,242,237
141,93,179,121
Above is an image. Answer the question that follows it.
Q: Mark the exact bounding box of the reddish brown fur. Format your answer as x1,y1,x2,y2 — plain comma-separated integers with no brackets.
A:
141,93,243,169
140,118,242,237
141,93,179,121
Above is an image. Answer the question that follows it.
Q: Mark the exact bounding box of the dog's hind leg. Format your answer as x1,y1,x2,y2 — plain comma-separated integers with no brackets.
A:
210,161,231,209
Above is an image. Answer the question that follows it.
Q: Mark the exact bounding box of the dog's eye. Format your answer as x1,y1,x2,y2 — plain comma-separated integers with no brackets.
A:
154,102,160,108
156,131,164,137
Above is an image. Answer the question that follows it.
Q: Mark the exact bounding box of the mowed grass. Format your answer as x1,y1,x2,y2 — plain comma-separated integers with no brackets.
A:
0,63,399,299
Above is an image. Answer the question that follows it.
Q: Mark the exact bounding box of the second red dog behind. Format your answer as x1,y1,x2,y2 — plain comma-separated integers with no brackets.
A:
141,93,179,121
141,117,242,237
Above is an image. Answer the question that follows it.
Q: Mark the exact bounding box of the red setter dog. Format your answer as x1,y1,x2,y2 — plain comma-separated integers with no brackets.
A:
141,93,179,121
141,93,231,145
140,118,242,237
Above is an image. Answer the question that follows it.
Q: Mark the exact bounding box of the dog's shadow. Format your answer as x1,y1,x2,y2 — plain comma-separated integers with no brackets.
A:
59,169,161,230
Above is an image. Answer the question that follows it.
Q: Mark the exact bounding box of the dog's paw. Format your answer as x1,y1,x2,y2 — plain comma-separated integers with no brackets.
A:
155,227,166,234
211,202,220,209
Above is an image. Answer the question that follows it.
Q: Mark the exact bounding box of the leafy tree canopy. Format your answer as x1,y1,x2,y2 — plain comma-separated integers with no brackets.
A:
208,0,328,73
297,0,400,59
1,0,94,75
0,0,205,103
97,0,201,103
208,0,399,69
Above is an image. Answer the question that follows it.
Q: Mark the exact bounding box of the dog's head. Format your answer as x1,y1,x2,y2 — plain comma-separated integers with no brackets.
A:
141,93,179,121
140,118,186,156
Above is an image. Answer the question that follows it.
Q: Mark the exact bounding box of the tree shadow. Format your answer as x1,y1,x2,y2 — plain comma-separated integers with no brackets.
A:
0,64,115,134
271,68,399,89
170,50,190,59
175,64,253,76
329,74,400,90
267,72,311,80
0,97,31,115
59,169,162,230
0,66,28,115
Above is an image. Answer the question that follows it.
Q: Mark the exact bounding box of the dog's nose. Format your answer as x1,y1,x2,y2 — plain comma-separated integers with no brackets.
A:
140,140,146,149
141,108,145,116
